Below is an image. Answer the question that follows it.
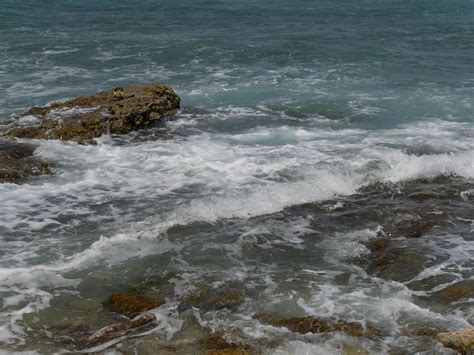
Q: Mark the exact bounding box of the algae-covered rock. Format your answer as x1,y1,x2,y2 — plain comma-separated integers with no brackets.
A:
84,312,157,349
6,83,180,144
0,140,51,183
104,293,165,317
437,328,474,354
432,281,474,302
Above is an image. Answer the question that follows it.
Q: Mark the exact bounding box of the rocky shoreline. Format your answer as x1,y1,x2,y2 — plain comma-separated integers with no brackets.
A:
37,178,473,354
1,85,473,354
0,83,180,184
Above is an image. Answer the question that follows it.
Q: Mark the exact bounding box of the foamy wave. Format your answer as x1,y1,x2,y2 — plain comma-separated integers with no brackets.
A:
1,116,473,347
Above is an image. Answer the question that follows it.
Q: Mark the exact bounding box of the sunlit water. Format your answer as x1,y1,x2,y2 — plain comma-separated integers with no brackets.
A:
0,1,473,353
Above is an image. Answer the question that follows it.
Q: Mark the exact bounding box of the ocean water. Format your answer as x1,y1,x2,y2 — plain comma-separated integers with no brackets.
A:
0,0,473,353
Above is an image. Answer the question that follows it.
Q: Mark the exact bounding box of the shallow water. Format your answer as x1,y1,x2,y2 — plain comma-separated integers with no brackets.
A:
0,0,473,353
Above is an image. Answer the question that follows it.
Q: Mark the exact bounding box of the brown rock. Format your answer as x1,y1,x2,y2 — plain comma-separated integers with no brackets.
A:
368,238,389,253
387,219,437,238
433,281,474,302
204,335,251,355
205,350,251,355
0,141,51,183
6,83,180,144
181,287,245,311
104,293,165,317
258,315,378,337
208,290,245,310
410,193,432,201
437,328,474,354
183,288,209,306
84,312,157,349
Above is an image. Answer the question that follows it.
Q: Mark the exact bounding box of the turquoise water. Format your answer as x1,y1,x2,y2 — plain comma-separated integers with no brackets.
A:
1,1,472,125
0,1,473,353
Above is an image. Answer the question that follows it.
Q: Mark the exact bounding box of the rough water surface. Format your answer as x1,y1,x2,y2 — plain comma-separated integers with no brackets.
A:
0,0,473,353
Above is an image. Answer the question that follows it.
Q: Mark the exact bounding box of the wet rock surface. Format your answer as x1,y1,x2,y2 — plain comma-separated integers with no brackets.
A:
258,315,378,338
71,177,473,353
180,285,245,311
204,336,252,355
3,83,180,144
14,176,473,353
293,177,474,281
84,312,157,349
432,281,474,303
0,140,51,183
206,289,245,310
437,328,474,354
105,293,165,317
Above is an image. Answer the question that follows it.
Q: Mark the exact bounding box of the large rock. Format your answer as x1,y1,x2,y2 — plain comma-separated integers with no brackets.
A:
437,328,474,354
6,83,180,144
0,141,51,183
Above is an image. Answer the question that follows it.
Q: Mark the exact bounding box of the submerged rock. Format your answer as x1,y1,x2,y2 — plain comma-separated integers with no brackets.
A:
432,281,474,303
6,83,180,144
437,328,474,354
0,141,51,183
104,293,165,317
84,312,157,349
258,315,378,338
181,286,245,311
207,290,245,310
204,336,251,355
385,218,438,238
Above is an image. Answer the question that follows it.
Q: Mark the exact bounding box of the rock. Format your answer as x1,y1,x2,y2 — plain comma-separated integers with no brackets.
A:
437,328,474,354
180,287,245,311
258,315,378,338
368,238,389,253
84,312,157,349
432,281,474,302
0,140,51,183
48,322,91,347
204,336,251,355
104,293,165,317
205,350,251,355
6,83,180,144
409,193,433,201
183,288,209,306
208,290,245,310
386,218,437,238
367,247,427,283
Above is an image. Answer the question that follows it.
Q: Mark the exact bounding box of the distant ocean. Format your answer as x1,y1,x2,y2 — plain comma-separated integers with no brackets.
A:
0,1,473,353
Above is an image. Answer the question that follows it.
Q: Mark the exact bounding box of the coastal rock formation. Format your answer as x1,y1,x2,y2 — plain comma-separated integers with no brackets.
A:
0,141,51,183
5,83,180,144
437,328,474,354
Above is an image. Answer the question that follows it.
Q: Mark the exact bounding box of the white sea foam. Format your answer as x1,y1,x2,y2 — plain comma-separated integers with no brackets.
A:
1,114,473,349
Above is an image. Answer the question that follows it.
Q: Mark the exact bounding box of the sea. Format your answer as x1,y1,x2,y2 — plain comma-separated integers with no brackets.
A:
0,0,473,353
